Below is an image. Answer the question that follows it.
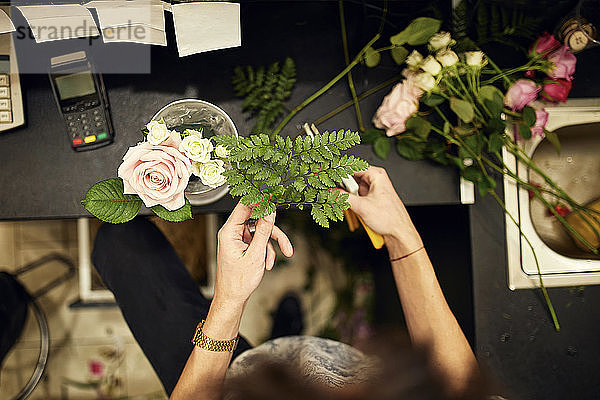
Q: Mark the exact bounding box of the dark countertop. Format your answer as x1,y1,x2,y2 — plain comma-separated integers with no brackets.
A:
0,2,459,220
1,2,599,399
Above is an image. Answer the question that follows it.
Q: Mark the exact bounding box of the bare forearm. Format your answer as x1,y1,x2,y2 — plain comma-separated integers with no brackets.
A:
386,235,478,395
170,298,245,400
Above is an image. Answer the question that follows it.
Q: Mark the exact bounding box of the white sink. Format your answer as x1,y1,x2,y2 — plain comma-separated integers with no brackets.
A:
504,98,600,289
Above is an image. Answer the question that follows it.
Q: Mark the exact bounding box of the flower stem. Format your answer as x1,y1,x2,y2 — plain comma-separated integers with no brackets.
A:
485,56,512,88
489,190,560,331
313,75,402,126
273,33,381,135
339,0,365,132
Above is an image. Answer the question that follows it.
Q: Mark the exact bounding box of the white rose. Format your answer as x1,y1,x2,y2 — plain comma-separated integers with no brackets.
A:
420,55,442,76
436,49,459,67
428,31,453,51
146,120,170,145
179,135,213,163
184,128,203,137
405,50,423,69
465,51,485,67
194,159,226,188
214,145,230,159
414,72,436,92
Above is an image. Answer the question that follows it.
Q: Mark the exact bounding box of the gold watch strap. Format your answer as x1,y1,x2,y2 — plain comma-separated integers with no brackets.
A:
191,320,239,352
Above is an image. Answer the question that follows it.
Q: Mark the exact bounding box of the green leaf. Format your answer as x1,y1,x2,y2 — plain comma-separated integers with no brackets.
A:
361,128,384,144
391,46,409,65
461,166,483,183
151,199,192,222
544,130,561,154
421,93,445,107
478,85,504,117
373,136,391,159
518,124,532,140
405,115,431,140
477,175,497,197
364,47,381,68
390,17,442,46
522,106,536,127
487,133,503,153
396,138,426,160
450,97,475,123
486,118,506,135
81,179,142,224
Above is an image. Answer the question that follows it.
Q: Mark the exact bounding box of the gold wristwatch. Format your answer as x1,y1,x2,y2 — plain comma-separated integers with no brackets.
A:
191,320,239,352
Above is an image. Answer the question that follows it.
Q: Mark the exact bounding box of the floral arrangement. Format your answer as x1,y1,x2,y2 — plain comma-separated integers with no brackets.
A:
82,119,230,224
82,119,367,227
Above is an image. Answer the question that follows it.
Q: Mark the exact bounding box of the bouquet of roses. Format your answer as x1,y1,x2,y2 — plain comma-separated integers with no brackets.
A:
82,119,230,224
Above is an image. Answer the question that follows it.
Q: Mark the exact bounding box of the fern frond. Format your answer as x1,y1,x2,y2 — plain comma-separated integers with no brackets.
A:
216,131,367,227
232,58,297,135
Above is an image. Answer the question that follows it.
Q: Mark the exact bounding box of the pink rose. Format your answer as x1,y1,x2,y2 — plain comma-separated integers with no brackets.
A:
530,33,561,56
118,130,192,211
547,46,576,81
541,79,572,102
372,71,423,137
504,79,540,111
531,106,549,138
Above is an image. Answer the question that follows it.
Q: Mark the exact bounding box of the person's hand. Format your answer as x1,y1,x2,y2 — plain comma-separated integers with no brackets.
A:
347,166,422,257
214,201,294,307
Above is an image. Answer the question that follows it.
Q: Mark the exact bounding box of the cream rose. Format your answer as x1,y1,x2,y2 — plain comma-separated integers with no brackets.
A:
465,51,485,67
214,145,230,159
436,49,459,67
414,72,436,91
420,56,442,76
428,31,453,51
179,134,213,163
117,130,192,211
406,50,423,69
193,159,226,188
146,119,171,145
184,128,203,137
372,71,424,137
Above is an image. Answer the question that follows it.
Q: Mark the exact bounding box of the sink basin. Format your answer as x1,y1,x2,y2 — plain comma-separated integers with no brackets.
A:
504,99,600,289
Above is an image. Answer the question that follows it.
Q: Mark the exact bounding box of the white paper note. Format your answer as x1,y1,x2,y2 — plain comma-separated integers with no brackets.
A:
92,2,167,45
16,5,99,42
0,9,15,34
172,2,241,57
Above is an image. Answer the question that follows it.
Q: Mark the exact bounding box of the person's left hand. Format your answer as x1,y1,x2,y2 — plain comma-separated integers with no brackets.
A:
214,201,294,306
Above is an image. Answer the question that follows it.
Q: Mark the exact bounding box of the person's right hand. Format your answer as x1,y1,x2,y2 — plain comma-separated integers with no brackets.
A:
347,166,423,257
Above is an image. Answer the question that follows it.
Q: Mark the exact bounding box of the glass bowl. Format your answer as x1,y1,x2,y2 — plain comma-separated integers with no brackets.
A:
152,99,238,206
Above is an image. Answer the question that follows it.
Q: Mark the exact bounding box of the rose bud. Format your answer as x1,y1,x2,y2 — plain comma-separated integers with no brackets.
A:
530,32,561,57
547,46,577,81
541,79,572,103
504,79,540,111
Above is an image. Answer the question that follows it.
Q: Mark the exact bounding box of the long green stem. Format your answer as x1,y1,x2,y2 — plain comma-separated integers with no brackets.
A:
273,33,381,135
485,56,512,87
449,133,560,330
313,75,401,126
339,0,364,132
490,190,560,331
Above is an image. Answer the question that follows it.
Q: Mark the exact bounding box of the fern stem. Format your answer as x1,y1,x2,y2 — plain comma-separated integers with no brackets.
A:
313,76,401,126
273,33,381,135
339,0,365,132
